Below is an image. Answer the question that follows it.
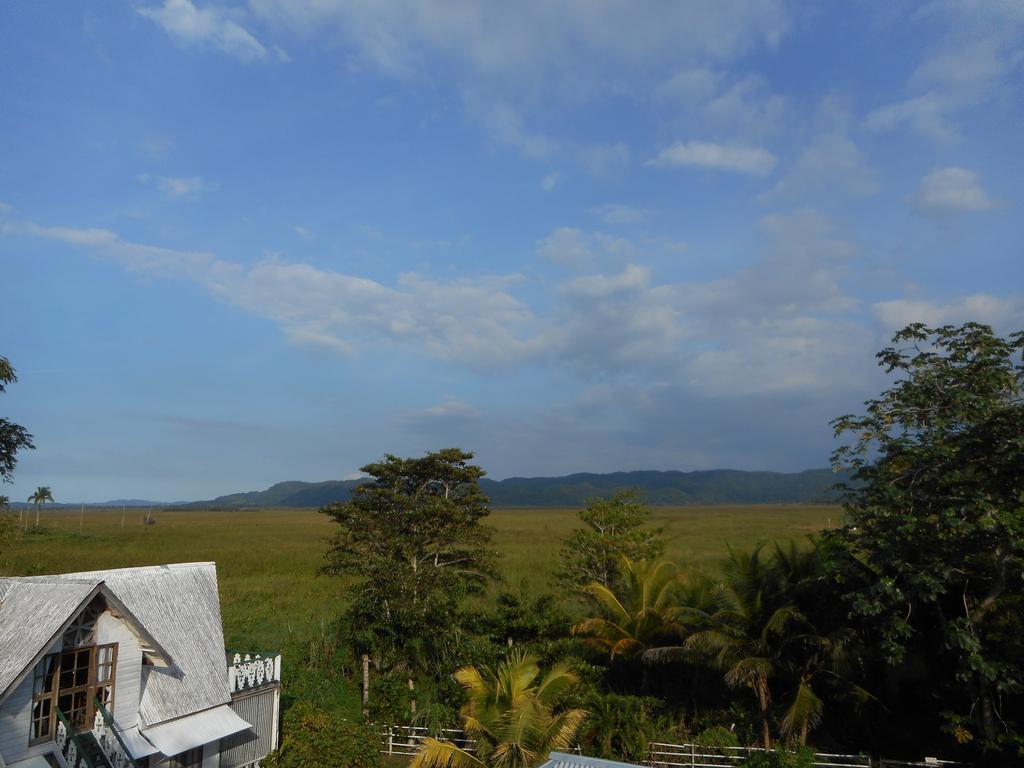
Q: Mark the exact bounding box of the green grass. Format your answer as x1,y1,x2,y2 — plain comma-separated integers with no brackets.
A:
0,504,841,653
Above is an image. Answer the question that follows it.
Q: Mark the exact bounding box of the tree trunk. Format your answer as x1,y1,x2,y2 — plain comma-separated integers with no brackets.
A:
408,677,417,719
756,678,771,750
800,717,808,746
979,675,997,743
35,503,40,528
362,654,370,717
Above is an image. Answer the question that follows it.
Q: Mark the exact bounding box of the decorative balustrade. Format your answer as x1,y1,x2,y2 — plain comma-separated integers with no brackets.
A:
55,708,97,768
228,652,282,693
93,698,139,768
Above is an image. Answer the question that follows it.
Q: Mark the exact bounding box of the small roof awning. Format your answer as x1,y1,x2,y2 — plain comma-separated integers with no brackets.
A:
8,755,60,768
120,725,162,760
141,704,251,757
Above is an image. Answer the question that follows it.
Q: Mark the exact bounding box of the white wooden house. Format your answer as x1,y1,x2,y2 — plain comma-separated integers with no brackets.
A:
0,563,280,768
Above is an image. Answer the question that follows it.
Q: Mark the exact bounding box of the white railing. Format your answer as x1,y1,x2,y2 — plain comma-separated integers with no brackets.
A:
649,741,870,768
55,718,89,768
228,653,282,693
93,705,138,768
381,724,477,757
643,741,868,768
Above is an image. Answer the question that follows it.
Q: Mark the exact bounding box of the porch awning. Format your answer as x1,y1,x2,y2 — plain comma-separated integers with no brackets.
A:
141,704,251,757
119,725,162,759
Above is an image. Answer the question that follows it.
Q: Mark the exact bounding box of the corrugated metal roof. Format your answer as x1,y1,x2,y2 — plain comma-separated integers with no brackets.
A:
0,578,101,699
119,726,162,760
0,563,233,727
140,704,250,757
540,753,646,768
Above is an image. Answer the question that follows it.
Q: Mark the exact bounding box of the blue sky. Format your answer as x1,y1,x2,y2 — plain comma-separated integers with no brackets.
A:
2,1,1021,502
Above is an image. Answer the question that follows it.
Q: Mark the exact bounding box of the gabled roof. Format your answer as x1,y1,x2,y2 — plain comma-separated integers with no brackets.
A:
0,562,232,727
0,578,100,700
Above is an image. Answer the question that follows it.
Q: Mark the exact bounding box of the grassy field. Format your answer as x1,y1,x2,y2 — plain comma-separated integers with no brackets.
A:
0,504,841,655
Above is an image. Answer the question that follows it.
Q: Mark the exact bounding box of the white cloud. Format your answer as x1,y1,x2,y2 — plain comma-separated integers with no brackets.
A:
535,228,634,270
293,226,314,240
139,174,206,199
138,0,281,62
5,218,539,372
540,171,565,192
873,294,1024,331
864,2,1024,142
648,140,776,175
247,1,788,167
590,204,657,225
909,167,1001,214
9,210,1015,407
765,132,878,200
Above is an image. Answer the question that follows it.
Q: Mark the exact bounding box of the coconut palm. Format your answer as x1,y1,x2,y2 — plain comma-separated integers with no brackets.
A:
572,557,684,663
411,651,587,768
685,546,803,750
28,486,53,528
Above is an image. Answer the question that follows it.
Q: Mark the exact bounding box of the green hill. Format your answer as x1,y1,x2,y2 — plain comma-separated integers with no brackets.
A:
177,468,844,508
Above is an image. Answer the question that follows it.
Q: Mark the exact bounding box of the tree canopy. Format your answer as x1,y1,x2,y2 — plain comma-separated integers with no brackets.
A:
0,356,34,484
558,489,664,592
828,322,1024,759
321,448,497,705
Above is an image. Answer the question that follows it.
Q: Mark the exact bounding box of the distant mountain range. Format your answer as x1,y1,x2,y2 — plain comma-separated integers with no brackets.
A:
5,468,846,510
169,468,844,508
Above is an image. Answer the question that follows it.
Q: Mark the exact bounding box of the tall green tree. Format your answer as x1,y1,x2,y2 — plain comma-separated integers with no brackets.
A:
558,489,664,592
321,448,496,714
28,485,53,528
828,322,1024,759
411,651,587,768
0,356,34,484
686,546,804,750
573,557,684,664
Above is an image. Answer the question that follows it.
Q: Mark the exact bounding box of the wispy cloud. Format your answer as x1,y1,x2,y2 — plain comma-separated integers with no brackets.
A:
590,204,658,225
6,211,1016,404
864,2,1024,142
138,174,207,199
540,171,565,192
909,167,1002,215
138,0,287,62
648,140,776,175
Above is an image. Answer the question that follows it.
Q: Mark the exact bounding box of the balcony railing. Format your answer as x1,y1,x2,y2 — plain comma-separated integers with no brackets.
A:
228,652,282,694
93,698,139,768
55,708,98,768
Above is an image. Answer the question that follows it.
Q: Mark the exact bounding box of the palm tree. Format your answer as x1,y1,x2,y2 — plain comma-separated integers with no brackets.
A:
573,557,684,664
411,651,587,768
28,486,53,528
685,546,803,750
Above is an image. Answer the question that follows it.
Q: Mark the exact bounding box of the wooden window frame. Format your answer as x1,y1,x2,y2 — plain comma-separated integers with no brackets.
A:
28,642,118,745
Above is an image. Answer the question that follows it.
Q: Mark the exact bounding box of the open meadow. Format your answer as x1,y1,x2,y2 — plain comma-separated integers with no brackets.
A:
0,504,840,654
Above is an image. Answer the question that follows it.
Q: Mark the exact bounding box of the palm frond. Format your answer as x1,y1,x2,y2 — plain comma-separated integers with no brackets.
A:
780,681,823,740
412,738,486,768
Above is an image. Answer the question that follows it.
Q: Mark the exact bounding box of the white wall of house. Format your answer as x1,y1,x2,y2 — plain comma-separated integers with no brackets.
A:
96,610,142,729
0,638,61,766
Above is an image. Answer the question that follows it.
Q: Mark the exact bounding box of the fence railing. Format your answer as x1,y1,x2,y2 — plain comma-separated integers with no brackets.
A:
55,708,98,768
648,741,869,768
228,652,282,693
93,697,140,768
380,724,478,757
377,726,963,768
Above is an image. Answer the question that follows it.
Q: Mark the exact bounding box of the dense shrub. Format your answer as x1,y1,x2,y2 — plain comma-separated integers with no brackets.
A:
740,746,814,768
263,702,384,768
694,726,740,749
